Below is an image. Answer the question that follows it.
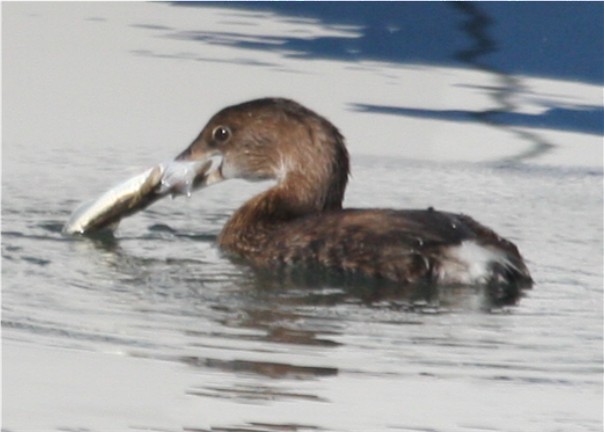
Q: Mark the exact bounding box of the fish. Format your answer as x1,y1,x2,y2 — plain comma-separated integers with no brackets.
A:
63,159,213,235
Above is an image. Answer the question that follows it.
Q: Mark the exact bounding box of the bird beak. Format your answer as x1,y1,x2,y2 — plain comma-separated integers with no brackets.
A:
174,146,225,190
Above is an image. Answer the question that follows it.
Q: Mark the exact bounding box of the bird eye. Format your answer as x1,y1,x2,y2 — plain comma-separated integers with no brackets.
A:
212,126,231,143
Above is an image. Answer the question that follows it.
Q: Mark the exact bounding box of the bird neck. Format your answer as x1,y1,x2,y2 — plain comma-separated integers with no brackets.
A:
218,168,343,255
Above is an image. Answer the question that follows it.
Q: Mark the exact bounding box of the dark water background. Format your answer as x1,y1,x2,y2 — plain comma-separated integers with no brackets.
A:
2,2,602,431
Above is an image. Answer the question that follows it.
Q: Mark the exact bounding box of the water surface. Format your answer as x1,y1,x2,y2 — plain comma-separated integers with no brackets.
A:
2,3,602,431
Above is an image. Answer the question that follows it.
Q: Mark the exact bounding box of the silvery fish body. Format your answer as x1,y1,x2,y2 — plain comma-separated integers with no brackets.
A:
63,160,211,235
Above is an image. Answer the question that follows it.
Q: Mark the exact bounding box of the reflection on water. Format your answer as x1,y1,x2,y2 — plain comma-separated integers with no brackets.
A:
3,156,602,430
156,1,603,165
352,103,604,136
172,2,604,84
182,356,338,380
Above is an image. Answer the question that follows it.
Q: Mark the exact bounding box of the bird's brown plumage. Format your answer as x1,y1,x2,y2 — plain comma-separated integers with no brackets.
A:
176,98,532,292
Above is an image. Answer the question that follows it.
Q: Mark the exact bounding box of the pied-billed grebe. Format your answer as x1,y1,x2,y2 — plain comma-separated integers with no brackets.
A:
176,98,532,290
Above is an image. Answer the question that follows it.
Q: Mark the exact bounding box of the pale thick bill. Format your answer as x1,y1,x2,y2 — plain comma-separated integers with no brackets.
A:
62,159,213,235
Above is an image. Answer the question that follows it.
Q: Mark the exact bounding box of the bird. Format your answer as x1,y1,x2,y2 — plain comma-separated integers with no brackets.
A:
174,97,532,298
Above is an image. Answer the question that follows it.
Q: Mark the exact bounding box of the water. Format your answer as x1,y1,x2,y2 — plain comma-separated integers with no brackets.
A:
2,3,603,431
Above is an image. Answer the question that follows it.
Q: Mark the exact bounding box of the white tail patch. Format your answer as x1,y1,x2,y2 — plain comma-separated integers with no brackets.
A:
439,240,513,285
